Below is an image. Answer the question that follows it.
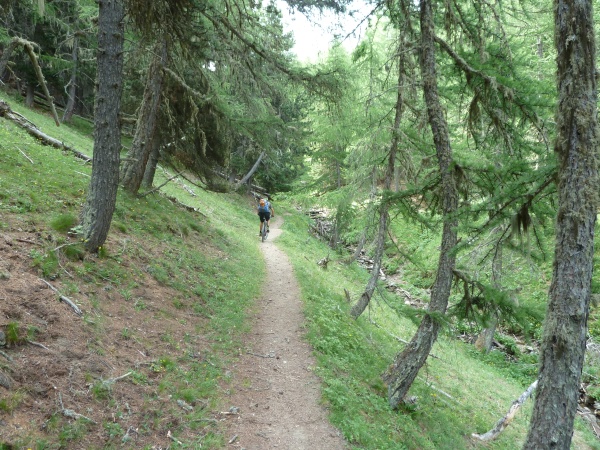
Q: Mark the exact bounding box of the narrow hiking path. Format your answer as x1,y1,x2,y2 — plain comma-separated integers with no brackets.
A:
221,215,347,450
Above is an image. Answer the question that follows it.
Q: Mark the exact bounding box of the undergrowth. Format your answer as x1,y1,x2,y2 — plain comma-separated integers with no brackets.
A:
2,90,600,449
276,205,600,449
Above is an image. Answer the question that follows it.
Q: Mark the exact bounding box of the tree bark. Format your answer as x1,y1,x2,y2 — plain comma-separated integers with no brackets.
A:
121,37,168,193
523,0,598,448
142,135,161,188
383,0,459,409
62,34,79,123
25,84,35,107
21,39,60,126
80,0,125,252
475,238,502,352
351,38,405,319
236,150,266,187
0,38,18,80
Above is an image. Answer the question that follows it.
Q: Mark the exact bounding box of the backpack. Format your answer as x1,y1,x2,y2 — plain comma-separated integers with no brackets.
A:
258,199,270,212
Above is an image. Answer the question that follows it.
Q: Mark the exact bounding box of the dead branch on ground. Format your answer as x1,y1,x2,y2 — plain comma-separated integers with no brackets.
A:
167,430,183,445
17,147,34,163
39,278,83,316
27,340,50,350
58,392,97,424
101,371,132,388
16,238,42,246
139,170,183,197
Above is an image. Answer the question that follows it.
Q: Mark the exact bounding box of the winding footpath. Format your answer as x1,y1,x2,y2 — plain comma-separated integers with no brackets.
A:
221,215,347,449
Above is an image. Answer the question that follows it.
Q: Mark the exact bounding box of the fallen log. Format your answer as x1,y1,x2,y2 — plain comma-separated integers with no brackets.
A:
0,100,91,162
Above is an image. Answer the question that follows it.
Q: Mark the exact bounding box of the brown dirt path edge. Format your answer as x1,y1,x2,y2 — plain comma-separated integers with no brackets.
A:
221,215,348,450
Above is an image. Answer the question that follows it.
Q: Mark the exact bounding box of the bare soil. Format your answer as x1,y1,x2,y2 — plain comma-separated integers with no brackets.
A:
0,224,213,448
220,215,347,449
0,214,346,449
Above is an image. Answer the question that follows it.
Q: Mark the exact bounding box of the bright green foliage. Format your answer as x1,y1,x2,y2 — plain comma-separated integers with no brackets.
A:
5,321,20,345
50,213,78,232
0,90,264,449
276,208,571,449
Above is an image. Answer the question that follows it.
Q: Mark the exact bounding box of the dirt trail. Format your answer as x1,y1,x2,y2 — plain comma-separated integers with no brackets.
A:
221,215,347,450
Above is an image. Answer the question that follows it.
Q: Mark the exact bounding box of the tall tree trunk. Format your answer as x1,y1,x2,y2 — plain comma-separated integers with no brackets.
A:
25,84,35,107
0,38,18,80
62,34,79,123
351,40,405,319
80,0,125,252
142,135,161,188
475,235,502,352
120,37,168,193
383,0,459,409
523,0,598,448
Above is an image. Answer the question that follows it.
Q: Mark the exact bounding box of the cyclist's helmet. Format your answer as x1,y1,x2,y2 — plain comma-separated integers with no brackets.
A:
259,199,265,206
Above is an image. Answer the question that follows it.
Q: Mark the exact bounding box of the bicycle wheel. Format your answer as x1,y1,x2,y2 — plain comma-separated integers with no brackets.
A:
261,226,267,242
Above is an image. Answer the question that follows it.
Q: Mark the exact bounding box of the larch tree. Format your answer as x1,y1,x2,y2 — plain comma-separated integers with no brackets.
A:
350,35,407,319
80,0,125,252
120,36,168,194
383,0,459,409
80,0,195,250
523,0,599,447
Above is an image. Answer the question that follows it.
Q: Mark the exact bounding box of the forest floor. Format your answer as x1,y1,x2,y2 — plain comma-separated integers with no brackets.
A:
220,215,348,449
0,213,347,449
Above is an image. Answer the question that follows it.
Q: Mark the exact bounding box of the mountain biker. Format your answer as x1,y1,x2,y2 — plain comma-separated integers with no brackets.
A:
257,197,274,236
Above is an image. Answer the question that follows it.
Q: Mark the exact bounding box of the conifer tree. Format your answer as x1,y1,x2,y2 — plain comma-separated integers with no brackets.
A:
524,0,599,446
383,0,459,409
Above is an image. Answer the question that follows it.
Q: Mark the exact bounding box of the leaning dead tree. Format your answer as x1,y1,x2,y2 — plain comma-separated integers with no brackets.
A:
236,150,266,187
472,379,538,441
0,37,60,126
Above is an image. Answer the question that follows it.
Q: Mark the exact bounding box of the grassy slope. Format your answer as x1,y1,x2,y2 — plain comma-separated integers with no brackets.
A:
0,91,598,449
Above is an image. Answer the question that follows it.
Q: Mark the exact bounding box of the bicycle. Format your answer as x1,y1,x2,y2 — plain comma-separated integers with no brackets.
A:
261,223,269,242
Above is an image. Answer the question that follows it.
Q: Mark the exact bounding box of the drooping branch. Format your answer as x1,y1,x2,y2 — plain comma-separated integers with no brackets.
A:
434,35,542,133
162,67,210,105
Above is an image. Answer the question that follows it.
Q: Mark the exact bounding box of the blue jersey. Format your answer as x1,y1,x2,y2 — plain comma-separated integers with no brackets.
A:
258,201,270,213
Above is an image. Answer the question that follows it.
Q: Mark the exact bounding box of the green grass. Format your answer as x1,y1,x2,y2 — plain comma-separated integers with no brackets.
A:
2,90,599,449
276,207,600,449
0,92,264,449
